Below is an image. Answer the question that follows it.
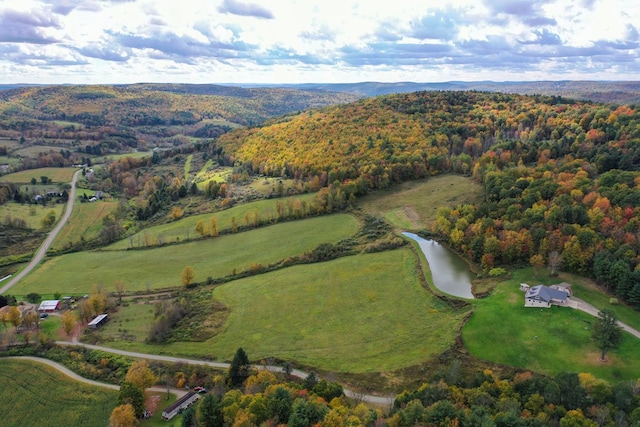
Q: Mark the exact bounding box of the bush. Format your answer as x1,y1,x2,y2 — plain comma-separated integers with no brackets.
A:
488,267,508,277
25,293,42,304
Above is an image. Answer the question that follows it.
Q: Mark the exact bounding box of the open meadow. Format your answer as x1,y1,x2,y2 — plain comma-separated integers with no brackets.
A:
355,174,483,230
462,269,640,383
51,199,120,250
0,202,64,230
0,167,77,184
13,213,360,295
98,249,470,374
0,359,117,427
106,192,318,250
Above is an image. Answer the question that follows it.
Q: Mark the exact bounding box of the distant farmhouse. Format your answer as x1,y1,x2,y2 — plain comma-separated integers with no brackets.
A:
522,283,572,308
38,300,62,312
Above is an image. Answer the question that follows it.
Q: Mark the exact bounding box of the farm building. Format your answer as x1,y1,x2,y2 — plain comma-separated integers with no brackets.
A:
162,391,200,420
38,300,61,312
524,285,569,308
88,314,109,328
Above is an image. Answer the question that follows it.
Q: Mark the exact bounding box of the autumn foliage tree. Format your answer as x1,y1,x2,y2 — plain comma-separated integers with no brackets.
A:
61,310,77,336
124,360,158,391
181,266,195,287
109,404,137,427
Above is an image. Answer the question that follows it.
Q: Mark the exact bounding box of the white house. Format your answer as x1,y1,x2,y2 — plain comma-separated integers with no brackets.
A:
524,285,569,308
162,391,200,420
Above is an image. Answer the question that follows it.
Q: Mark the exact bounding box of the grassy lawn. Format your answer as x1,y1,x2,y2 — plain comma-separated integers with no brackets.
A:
462,268,640,383
0,167,77,183
94,151,153,163
106,193,318,250
356,174,483,230
102,249,469,374
100,300,156,343
51,199,119,250
184,154,193,180
0,202,65,230
13,213,360,295
0,359,117,427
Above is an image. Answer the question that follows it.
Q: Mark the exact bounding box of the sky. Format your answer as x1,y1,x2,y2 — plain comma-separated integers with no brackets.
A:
0,0,639,84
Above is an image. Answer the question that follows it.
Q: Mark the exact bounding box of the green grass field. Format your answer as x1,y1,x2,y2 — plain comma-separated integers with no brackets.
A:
13,213,360,295
106,193,318,250
356,174,483,230
0,202,64,230
13,145,68,158
51,199,119,250
99,249,469,373
462,269,640,383
0,167,76,184
0,359,117,427
100,301,156,342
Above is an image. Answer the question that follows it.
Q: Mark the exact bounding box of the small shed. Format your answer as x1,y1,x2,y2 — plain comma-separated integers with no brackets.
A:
88,314,109,328
38,300,61,312
519,283,530,292
162,391,200,420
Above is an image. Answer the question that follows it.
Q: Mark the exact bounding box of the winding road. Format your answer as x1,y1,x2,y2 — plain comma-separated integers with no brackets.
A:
54,341,396,406
0,169,81,295
6,356,188,397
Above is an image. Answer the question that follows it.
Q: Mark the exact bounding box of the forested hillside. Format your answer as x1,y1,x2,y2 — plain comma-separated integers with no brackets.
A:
216,91,640,307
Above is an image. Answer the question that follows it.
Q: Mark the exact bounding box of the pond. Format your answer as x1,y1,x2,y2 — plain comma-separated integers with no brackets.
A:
403,232,475,299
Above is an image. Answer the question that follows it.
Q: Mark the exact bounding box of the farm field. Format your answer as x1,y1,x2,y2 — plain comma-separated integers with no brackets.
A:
98,150,153,163
100,300,156,343
106,192,318,250
0,202,64,230
51,199,119,250
13,213,360,295
0,359,117,427
462,269,640,383
0,167,77,183
355,174,483,230
102,249,469,373
13,145,68,158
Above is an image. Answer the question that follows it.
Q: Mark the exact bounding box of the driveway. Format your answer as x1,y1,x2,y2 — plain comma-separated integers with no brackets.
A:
567,297,640,339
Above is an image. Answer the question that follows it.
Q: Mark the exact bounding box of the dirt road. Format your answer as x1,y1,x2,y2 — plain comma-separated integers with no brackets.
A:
55,341,395,406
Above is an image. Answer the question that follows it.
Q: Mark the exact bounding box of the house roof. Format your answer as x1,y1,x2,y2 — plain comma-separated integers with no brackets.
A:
525,285,568,302
38,300,60,310
88,314,108,326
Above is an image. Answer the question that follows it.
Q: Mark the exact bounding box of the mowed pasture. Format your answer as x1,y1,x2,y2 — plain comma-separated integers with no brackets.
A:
462,269,640,383
51,199,119,250
0,359,117,427
356,174,483,230
0,202,64,230
104,249,469,373
106,192,318,250
0,167,76,184
12,145,68,158
14,213,360,295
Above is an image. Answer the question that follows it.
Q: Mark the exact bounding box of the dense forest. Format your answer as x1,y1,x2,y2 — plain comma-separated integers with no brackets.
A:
215,91,640,308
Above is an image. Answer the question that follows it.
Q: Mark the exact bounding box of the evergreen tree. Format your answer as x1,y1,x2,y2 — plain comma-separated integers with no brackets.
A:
591,309,623,361
228,347,250,387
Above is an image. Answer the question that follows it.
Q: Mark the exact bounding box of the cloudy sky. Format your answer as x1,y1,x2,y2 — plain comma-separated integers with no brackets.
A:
1,0,639,84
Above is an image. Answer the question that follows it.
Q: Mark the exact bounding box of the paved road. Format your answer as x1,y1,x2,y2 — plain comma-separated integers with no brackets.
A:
6,356,187,398
568,297,640,339
55,341,395,406
0,169,81,295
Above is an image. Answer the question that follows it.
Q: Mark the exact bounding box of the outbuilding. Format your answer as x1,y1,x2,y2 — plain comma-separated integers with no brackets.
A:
88,313,109,328
38,300,61,312
162,391,200,420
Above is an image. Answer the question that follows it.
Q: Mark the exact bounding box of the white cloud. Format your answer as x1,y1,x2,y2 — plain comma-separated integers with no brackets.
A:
0,0,638,83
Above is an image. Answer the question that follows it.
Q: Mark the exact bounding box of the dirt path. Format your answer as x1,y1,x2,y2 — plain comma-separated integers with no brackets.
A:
55,341,395,405
0,169,81,294
6,356,187,398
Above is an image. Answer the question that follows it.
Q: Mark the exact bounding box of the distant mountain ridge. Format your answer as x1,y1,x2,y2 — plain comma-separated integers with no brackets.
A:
231,81,640,104
2,81,640,104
